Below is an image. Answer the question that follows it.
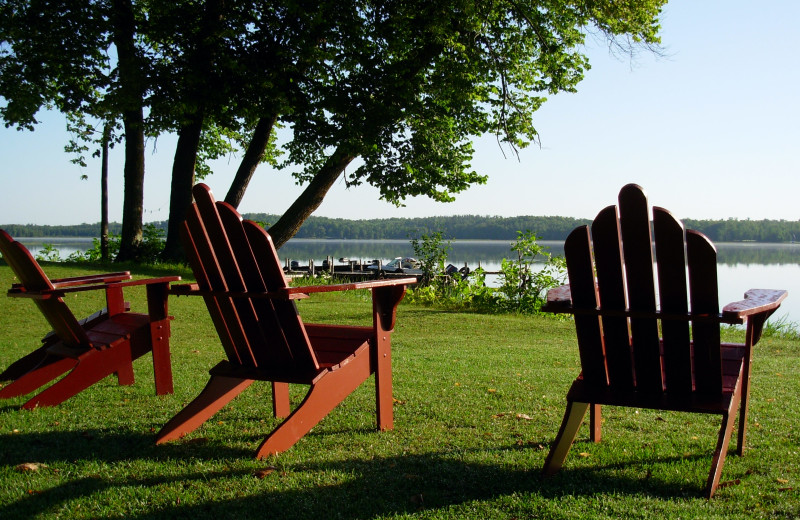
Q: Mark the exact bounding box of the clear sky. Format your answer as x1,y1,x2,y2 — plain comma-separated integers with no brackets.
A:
1,1,798,226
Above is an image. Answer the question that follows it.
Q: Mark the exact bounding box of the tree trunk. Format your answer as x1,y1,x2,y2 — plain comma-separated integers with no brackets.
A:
111,0,146,262
267,147,355,248
160,0,222,262
224,114,277,208
100,123,111,262
161,116,204,262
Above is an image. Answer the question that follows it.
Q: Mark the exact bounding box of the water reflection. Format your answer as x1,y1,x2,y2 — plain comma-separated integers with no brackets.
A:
10,237,798,322
278,239,800,268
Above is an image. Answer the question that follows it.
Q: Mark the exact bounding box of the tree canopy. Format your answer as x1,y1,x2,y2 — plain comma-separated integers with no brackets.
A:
0,0,667,259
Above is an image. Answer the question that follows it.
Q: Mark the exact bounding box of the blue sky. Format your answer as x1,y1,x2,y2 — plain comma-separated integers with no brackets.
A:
1,1,798,226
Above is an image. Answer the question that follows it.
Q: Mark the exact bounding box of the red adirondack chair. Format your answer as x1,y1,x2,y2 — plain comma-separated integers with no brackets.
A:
155,183,416,457
0,229,179,409
541,184,787,498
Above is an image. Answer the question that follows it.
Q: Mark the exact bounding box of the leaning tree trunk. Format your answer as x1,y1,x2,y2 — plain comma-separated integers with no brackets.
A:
161,116,204,262
267,147,355,248
224,114,277,208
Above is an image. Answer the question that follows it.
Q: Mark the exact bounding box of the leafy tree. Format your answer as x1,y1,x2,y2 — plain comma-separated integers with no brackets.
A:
1,0,667,261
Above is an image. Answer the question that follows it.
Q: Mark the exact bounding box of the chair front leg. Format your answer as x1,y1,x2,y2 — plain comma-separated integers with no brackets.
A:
543,400,590,476
371,284,406,432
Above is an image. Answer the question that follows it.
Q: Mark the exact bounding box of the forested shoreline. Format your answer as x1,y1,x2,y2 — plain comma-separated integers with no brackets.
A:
2,214,799,243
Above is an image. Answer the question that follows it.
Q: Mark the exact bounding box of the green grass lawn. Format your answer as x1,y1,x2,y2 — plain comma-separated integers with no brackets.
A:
0,263,798,519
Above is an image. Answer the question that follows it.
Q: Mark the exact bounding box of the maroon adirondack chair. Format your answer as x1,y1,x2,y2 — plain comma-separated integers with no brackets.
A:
0,229,178,409
155,183,416,457
541,184,787,498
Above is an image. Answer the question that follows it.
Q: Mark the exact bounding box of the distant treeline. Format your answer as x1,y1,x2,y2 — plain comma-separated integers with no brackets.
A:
3,215,800,243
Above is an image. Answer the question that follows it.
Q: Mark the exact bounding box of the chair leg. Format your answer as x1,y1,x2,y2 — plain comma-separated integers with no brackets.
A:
543,400,590,476
20,343,135,409
255,349,372,458
115,362,136,386
150,321,174,396
0,355,77,400
706,407,739,499
736,365,751,456
706,385,742,499
0,343,54,382
373,333,393,431
272,382,290,418
156,376,253,444
589,404,602,442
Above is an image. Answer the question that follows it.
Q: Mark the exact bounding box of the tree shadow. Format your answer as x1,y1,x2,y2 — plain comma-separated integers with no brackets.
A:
0,427,711,520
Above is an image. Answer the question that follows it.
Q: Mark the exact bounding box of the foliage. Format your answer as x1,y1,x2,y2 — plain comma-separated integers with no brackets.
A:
1,0,668,258
406,230,566,314
32,243,63,263
492,230,566,313
34,224,164,264
761,315,800,341
409,231,452,286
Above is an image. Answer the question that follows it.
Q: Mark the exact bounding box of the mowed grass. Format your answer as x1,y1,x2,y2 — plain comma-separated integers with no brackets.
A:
0,262,798,519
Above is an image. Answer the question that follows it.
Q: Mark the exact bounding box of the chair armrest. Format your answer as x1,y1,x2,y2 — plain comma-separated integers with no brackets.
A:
108,276,181,289
9,275,181,299
168,283,304,300
722,289,788,320
49,271,132,288
542,284,573,312
9,271,131,291
168,277,417,301
284,277,418,297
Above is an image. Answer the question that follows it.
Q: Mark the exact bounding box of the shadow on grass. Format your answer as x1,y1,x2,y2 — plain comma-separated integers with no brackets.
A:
0,427,710,520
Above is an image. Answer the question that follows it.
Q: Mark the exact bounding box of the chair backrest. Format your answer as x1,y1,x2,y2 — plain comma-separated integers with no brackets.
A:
181,184,319,372
564,184,722,396
0,229,91,347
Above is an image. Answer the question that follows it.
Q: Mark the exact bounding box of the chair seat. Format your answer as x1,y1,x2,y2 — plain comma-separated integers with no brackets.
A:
568,341,745,414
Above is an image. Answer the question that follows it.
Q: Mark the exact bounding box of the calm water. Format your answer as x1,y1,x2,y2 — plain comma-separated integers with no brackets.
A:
15,237,800,323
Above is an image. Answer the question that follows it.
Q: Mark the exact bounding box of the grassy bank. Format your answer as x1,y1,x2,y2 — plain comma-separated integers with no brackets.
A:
0,263,798,519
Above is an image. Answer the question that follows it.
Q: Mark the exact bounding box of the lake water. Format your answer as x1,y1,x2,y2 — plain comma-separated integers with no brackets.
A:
14,237,800,324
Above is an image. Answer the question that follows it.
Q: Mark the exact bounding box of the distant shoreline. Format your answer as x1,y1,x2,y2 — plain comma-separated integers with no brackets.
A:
3,213,800,244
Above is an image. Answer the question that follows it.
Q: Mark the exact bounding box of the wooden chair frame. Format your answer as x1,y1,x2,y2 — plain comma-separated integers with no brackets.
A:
155,183,416,457
0,229,179,408
541,184,786,498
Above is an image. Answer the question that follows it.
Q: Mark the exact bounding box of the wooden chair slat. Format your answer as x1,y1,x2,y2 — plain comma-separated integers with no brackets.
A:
243,220,318,370
213,202,298,369
618,184,662,393
0,232,89,347
183,207,254,367
687,230,723,395
216,201,301,369
591,205,633,390
653,207,693,393
194,187,268,368
563,226,606,386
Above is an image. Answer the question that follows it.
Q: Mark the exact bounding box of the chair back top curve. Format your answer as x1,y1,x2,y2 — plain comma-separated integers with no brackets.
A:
181,184,318,372
0,229,90,347
565,184,723,396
